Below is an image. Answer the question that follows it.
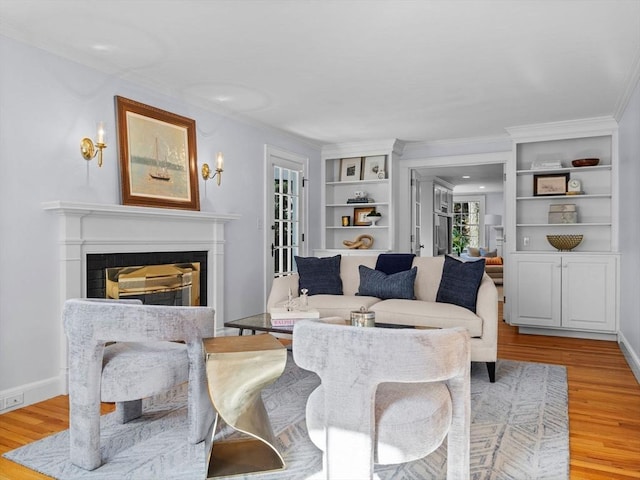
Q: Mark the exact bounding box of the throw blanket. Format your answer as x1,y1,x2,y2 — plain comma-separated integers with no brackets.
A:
375,253,416,275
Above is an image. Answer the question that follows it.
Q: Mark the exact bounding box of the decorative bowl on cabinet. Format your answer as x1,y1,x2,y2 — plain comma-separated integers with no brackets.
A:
546,234,583,251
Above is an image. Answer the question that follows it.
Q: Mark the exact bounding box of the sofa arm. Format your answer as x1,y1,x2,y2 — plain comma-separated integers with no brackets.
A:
266,274,300,310
474,274,498,360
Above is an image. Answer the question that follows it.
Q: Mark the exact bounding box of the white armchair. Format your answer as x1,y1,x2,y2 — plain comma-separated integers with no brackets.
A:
63,298,216,470
293,320,470,480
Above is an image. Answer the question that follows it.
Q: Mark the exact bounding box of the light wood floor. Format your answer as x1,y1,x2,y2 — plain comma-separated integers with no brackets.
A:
1,303,639,479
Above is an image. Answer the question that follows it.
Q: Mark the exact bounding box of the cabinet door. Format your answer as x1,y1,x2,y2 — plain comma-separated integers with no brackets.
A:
562,255,616,332
512,255,561,327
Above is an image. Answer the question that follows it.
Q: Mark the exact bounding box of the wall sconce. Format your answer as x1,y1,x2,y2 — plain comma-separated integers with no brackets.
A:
202,152,224,186
80,122,107,167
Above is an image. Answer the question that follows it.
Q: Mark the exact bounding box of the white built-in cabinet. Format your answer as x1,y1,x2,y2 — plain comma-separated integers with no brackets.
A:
315,140,403,257
505,118,619,339
511,253,617,335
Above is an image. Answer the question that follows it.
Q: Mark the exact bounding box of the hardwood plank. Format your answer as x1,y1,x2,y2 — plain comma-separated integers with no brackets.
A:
498,309,640,479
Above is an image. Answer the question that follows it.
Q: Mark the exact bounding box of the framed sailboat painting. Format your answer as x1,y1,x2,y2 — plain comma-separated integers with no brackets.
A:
115,96,200,210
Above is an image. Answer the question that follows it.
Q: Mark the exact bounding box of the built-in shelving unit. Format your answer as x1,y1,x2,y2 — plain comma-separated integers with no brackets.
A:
316,140,403,256
505,117,619,339
511,132,615,253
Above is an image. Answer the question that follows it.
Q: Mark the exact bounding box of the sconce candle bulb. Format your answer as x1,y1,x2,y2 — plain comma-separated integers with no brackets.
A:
202,152,224,186
80,121,107,167
96,122,106,145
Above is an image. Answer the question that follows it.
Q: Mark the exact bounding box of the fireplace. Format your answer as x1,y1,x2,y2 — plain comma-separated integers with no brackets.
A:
44,201,239,395
87,251,208,305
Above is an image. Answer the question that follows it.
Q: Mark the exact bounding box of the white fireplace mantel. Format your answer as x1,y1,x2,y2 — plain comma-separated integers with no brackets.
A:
43,201,240,393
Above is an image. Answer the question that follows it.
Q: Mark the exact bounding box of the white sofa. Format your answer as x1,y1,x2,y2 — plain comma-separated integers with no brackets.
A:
267,255,498,382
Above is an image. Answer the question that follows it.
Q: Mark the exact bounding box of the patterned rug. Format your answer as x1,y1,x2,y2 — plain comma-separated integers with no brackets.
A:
3,356,568,480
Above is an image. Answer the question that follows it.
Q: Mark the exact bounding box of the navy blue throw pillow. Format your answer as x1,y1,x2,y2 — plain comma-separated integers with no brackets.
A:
375,253,416,275
436,255,485,312
357,265,417,300
294,255,343,296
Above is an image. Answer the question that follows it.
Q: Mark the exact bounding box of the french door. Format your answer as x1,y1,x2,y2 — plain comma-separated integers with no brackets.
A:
410,170,425,256
265,146,307,297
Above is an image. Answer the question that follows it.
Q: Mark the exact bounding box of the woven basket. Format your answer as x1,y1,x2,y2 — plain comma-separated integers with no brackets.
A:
546,234,583,251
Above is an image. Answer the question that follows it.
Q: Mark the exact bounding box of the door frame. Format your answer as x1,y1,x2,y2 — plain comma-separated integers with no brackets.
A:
398,152,510,253
263,145,309,304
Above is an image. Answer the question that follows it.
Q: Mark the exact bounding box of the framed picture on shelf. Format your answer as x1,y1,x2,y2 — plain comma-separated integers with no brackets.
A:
362,155,386,180
115,96,200,210
353,206,376,226
340,157,362,181
533,173,569,196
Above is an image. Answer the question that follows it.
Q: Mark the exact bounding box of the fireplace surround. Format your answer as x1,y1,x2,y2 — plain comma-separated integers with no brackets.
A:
44,201,239,393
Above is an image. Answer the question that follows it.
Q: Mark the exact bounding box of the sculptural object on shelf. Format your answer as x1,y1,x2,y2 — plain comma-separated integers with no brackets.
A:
343,234,374,249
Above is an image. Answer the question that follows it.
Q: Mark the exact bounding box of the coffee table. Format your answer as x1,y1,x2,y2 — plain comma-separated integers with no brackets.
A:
224,312,424,335
224,312,302,336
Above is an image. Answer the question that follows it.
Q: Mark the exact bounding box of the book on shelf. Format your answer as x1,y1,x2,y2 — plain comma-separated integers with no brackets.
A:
530,160,563,170
347,198,374,203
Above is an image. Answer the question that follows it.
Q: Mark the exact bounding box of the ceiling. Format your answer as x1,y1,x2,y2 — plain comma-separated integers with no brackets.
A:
1,0,639,149
416,163,505,194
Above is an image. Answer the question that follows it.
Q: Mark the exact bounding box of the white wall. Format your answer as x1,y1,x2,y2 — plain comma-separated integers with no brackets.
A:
617,79,640,380
0,35,321,406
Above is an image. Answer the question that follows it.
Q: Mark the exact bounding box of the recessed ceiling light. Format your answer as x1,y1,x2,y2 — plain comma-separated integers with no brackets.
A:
479,185,486,189
91,44,114,53
462,175,470,179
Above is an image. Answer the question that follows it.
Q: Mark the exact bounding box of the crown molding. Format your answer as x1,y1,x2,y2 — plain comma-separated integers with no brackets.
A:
614,47,640,121
505,116,618,142
320,139,405,158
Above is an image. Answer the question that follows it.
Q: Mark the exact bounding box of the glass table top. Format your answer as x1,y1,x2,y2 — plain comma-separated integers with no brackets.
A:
224,313,429,334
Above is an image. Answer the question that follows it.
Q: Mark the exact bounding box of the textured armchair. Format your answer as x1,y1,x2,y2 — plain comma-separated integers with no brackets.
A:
293,320,470,480
63,298,216,470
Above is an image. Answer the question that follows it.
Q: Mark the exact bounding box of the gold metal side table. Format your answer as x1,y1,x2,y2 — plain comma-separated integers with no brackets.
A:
204,334,287,478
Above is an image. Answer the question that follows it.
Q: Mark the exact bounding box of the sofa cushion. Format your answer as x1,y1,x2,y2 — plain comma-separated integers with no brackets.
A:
295,255,343,295
484,256,503,265
467,247,481,257
370,299,483,337
436,255,485,313
358,265,417,300
308,294,381,319
479,248,497,257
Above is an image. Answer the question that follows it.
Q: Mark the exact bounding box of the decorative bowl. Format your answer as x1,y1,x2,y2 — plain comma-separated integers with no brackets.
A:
571,158,599,167
546,234,583,251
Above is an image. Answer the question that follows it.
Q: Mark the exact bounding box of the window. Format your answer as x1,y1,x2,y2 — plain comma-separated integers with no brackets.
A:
453,196,485,253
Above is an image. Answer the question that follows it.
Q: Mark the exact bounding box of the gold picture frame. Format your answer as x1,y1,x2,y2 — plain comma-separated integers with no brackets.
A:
353,206,376,226
115,96,200,210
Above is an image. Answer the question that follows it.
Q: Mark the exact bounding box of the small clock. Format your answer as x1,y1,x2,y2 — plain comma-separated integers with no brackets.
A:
568,179,582,194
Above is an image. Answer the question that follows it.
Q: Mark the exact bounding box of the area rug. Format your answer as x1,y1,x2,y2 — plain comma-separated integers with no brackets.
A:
3,357,568,480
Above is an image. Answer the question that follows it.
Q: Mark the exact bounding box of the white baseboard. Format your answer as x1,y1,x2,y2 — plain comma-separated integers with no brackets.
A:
517,326,617,341
0,375,66,413
618,331,640,385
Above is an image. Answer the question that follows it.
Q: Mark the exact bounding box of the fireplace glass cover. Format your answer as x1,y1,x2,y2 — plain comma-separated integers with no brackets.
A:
106,263,200,306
